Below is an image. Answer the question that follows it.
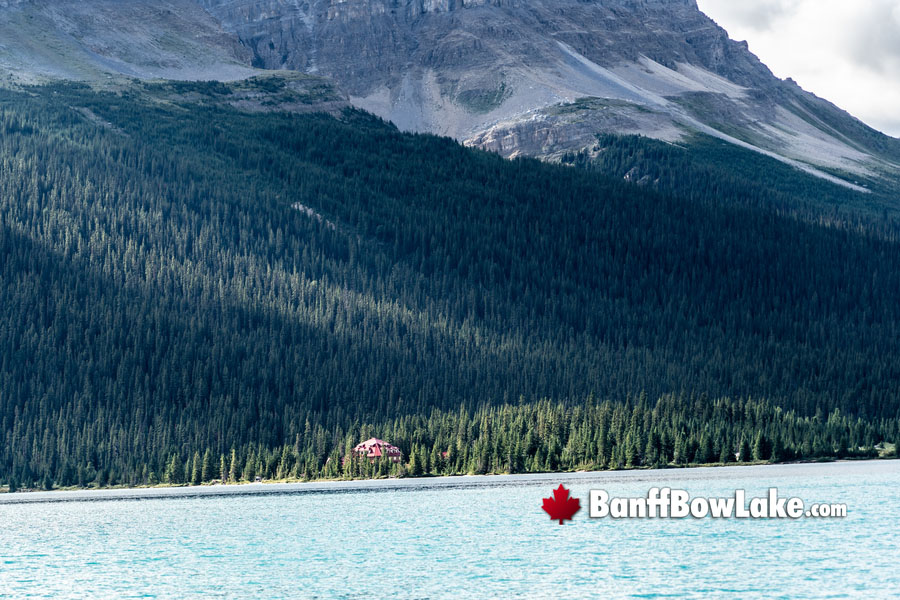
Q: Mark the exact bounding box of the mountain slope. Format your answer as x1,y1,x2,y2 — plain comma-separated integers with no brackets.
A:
1,81,899,486
0,0,254,82
196,0,900,186
0,0,898,191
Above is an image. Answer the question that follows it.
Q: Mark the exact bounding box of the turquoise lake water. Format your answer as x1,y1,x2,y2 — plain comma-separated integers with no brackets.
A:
1,460,898,598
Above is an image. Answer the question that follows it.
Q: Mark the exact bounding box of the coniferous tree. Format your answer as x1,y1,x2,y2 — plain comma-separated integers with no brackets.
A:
719,441,733,464
753,432,770,462
644,431,661,467
738,437,752,463
229,449,239,483
164,454,183,485
771,435,786,463
409,445,423,477
201,450,214,483
699,434,715,464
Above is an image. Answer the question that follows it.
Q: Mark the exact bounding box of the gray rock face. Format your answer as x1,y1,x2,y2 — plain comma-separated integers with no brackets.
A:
197,0,761,103
193,0,899,180
198,0,735,86
0,0,255,82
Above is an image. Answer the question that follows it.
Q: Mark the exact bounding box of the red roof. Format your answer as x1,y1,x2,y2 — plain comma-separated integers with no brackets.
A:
353,438,402,460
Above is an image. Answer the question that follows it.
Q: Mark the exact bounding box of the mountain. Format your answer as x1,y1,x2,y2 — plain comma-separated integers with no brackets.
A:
0,0,254,81
198,0,900,187
1,3,899,489
1,0,899,191
0,81,898,487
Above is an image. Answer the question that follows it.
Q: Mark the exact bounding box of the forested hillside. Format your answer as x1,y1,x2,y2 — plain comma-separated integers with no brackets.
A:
1,80,899,489
565,134,900,230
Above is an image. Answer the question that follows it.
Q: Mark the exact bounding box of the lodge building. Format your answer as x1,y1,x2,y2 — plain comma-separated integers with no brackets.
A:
352,438,404,463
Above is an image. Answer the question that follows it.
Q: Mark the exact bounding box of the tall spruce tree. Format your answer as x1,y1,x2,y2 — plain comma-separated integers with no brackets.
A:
738,437,752,463
201,449,214,483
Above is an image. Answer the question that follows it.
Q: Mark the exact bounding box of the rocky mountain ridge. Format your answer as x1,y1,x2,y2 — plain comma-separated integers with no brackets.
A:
1,0,898,186
0,0,253,81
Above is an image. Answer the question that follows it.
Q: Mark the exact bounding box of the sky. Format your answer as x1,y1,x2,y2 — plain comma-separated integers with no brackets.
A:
696,0,900,137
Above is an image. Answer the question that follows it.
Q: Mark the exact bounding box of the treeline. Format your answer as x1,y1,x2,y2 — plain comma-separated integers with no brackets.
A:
6,395,898,490
2,80,900,490
563,133,900,237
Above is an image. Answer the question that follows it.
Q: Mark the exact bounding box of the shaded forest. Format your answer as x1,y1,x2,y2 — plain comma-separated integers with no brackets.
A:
1,80,899,489
564,133,900,234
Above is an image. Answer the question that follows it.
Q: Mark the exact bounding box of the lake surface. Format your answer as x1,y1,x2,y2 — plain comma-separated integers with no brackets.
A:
1,461,898,598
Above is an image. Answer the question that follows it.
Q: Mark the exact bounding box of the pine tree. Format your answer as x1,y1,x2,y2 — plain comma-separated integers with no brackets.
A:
201,449,213,483
432,445,444,475
408,445,423,477
644,430,660,467
244,453,256,482
719,440,733,464
191,451,202,486
164,454,183,485
625,431,641,468
738,437,752,462
753,432,770,462
229,448,239,482
836,434,850,459
771,435,786,463
699,433,715,464
673,434,685,465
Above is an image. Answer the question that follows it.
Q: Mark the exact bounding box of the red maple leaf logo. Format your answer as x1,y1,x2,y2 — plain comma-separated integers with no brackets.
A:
542,484,581,524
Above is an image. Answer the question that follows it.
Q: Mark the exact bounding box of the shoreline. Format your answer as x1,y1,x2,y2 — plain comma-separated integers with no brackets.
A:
2,457,896,505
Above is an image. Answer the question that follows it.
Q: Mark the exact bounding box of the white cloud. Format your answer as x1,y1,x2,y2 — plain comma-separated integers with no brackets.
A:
697,0,900,137
697,0,802,31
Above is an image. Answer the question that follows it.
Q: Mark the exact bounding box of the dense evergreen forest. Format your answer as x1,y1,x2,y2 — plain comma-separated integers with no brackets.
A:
564,133,900,234
1,79,899,490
